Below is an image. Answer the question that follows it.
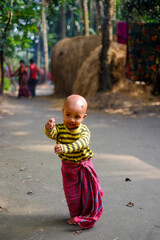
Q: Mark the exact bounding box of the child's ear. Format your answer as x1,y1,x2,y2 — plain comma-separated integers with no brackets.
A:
83,114,87,119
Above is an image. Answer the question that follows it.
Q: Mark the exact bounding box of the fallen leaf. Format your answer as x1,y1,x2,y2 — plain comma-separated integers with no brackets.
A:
125,178,131,181
27,191,33,195
126,202,134,207
20,167,26,171
74,230,82,235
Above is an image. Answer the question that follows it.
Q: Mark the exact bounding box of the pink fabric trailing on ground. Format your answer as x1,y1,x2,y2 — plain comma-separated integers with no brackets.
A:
61,158,104,229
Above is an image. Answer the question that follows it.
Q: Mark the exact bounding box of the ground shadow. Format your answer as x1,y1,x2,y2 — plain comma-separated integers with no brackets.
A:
0,213,82,240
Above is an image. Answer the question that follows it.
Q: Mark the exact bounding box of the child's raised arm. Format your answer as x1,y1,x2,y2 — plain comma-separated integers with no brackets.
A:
44,118,58,140
45,118,55,130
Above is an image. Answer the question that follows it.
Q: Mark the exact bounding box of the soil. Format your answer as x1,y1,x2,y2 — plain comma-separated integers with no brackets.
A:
87,91,160,115
1,83,160,116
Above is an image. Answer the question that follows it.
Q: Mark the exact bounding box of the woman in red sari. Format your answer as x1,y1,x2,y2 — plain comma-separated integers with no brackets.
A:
12,60,31,98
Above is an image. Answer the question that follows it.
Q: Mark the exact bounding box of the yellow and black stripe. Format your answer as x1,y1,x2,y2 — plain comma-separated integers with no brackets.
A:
44,123,94,162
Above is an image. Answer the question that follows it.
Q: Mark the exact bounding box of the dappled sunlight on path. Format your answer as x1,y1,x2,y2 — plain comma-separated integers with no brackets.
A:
95,152,160,179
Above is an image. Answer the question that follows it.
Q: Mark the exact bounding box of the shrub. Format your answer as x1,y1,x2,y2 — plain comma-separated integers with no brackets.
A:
4,77,12,91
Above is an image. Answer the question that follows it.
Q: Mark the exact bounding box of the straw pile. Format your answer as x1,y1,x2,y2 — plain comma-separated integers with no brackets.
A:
72,45,101,97
51,35,146,99
73,42,127,97
51,35,101,96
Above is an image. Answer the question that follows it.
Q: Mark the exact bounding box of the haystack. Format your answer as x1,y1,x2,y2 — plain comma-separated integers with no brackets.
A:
73,42,127,98
72,45,101,98
51,35,101,96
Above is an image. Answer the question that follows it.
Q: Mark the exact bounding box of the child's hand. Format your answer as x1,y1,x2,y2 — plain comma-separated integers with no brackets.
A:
54,144,62,154
45,118,55,130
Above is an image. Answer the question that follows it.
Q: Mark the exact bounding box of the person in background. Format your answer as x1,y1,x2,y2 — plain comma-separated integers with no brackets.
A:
11,60,31,98
28,59,39,97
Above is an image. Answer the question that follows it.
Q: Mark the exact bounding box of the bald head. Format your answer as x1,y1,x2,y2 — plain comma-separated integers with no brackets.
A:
64,94,88,113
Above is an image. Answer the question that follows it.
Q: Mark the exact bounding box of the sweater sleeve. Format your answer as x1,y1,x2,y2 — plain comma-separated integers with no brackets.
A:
61,126,90,153
44,126,58,140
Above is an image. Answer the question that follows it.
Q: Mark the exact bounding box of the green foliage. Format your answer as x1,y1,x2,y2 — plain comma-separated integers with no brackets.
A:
4,77,11,91
0,0,97,62
118,0,160,22
1,0,158,66
0,0,41,58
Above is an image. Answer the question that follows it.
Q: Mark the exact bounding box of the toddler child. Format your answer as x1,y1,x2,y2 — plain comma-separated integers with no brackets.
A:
44,94,104,229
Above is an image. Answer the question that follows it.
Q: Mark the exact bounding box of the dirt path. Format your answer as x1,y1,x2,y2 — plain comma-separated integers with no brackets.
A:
0,88,160,240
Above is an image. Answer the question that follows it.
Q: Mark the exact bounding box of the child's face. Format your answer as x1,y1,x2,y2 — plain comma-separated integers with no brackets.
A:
62,100,87,131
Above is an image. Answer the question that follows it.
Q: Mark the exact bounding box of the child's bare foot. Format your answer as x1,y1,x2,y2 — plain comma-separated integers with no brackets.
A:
66,218,77,225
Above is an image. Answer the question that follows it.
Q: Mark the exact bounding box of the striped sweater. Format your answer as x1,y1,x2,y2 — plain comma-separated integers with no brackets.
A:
44,123,94,162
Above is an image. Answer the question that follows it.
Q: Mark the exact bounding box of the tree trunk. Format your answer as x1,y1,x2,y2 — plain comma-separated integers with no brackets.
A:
42,0,48,82
90,0,94,30
61,0,66,39
0,0,13,95
113,0,116,20
70,7,74,37
99,0,112,91
78,0,83,35
83,0,89,36
37,34,41,70
0,50,4,95
109,0,113,41
96,0,102,35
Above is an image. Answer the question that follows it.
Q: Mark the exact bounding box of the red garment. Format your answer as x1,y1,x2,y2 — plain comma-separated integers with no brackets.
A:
30,63,38,79
18,66,31,97
61,158,104,229
117,21,128,44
